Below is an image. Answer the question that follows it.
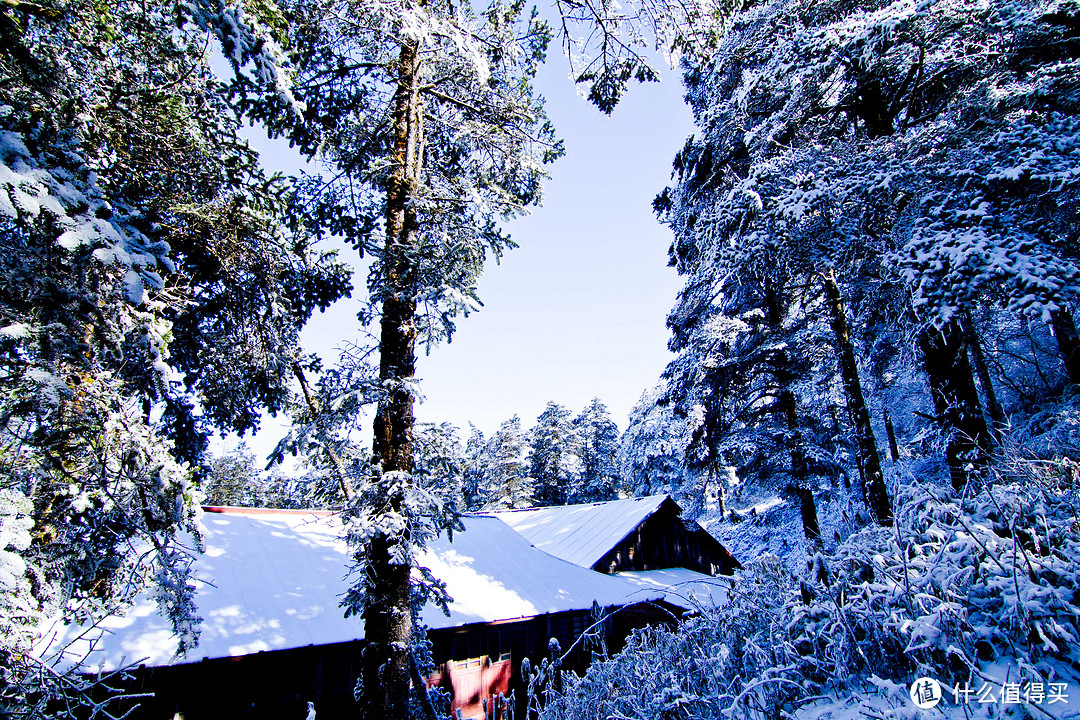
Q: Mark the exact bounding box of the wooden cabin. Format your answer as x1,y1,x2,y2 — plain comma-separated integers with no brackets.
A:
46,498,738,720
493,495,741,576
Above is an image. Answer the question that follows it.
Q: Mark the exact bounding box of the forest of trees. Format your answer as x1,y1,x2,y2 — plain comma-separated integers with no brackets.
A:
541,0,1080,718
635,0,1080,550
204,397,622,511
3,0,1080,715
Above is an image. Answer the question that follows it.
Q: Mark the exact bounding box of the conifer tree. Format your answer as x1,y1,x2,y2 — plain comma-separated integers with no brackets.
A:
618,385,691,497
485,415,535,509
205,446,260,507
572,398,621,503
460,424,490,511
414,422,466,500
656,0,1080,499
0,0,349,709
529,402,580,506
236,0,560,713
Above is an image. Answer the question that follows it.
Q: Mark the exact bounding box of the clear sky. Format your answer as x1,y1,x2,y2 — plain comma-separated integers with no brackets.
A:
239,28,696,460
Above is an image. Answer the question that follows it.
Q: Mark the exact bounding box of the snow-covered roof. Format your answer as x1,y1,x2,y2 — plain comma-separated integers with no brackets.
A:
42,509,661,671
491,495,670,569
614,568,731,609
422,514,659,627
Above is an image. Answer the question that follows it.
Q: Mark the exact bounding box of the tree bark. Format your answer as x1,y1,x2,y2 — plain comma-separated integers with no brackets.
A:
361,37,423,720
883,409,900,462
763,277,823,544
1051,307,1080,386
714,470,727,518
780,388,822,545
962,309,1004,441
917,320,992,492
822,270,892,526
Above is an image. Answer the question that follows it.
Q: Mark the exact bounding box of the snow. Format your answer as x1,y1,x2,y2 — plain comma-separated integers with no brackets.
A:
41,508,663,671
26,369,72,408
739,497,785,516
791,662,1080,720
422,514,658,627
0,323,30,339
491,495,670,569
613,568,731,608
0,491,32,594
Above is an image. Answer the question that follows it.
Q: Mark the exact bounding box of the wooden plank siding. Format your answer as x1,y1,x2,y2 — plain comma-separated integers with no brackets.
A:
93,602,676,720
427,602,678,720
592,497,741,576
101,639,366,720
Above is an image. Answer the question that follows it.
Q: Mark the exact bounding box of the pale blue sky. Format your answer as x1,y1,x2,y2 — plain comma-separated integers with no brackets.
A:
240,32,695,460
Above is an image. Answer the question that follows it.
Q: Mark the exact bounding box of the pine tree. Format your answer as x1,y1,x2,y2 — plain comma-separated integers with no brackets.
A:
529,402,581,506
618,385,690,497
822,271,891,524
661,256,842,530
460,424,490,511
485,415,534,510
205,446,260,507
235,0,560,711
414,422,465,502
0,0,349,710
572,398,621,503
656,0,1080,498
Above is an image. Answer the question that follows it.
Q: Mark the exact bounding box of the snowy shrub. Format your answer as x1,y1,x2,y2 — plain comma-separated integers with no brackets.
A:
544,432,1080,720
0,491,40,708
542,557,803,720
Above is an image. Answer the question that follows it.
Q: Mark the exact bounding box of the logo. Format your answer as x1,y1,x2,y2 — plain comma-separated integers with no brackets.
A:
908,675,1071,709
910,677,943,709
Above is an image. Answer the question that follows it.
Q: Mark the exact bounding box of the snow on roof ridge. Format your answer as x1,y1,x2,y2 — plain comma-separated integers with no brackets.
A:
480,494,670,516
202,506,338,517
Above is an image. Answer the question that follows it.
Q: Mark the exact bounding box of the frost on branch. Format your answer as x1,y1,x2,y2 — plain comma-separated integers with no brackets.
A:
340,467,461,621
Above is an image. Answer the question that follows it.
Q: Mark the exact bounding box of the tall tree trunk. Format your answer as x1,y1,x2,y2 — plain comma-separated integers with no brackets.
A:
962,309,1004,441
362,37,423,720
883,409,900,462
781,388,822,545
763,277,822,544
917,320,992,492
1051,307,1080,386
713,466,727,518
822,270,892,526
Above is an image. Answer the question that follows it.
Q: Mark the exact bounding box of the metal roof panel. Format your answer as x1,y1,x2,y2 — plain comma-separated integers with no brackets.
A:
491,495,670,569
